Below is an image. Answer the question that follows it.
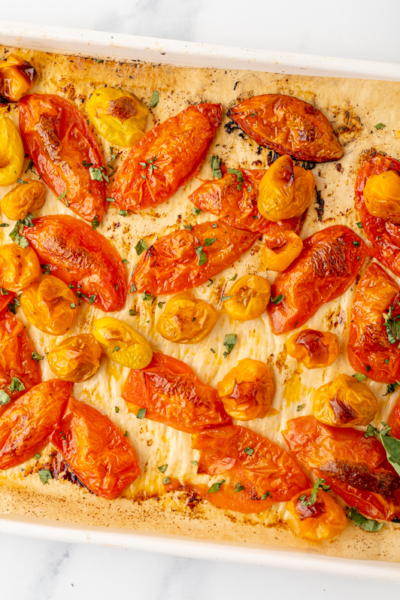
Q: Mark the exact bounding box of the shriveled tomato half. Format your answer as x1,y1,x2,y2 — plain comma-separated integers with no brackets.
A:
19,94,107,223
50,397,140,500
0,293,14,316
113,103,222,211
25,215,127,312
388,397,400,440
0,379,71,470
268,225,368,334
122,352,231,433
132,221,257,295
283,416,400,522
228,94,342,162
192,424,309,514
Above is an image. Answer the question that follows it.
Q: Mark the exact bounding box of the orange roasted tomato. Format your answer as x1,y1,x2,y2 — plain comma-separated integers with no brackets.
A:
228,94,342,162
0,107,24,186
364,170,400,224
223,275,271,321
216,359,275,420
0,244,40,292
283,416,400,521
156,292,218,343
122,352,231,433
19,94,107,223
1,179,46,220
20,275,77,336
24,215,127,312
93,317,153,369
192,424,309,514
47,334,102,382
132,221,257,295
50,397,140,500
286,488,347,542
388,397,400,440
0,54,36,102
285,329,340,369
113,103,222,211
0,379,71,470
313,374,378,427
262,230,303,272
267,225,368,334
347,262,400,383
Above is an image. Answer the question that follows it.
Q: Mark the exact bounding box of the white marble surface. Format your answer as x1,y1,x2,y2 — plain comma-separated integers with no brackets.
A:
2,1,400,597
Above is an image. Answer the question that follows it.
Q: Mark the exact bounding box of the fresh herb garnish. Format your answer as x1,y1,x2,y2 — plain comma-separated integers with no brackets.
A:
384,382,400,396
210,155,222,179
234,482,245,493
356,222,363,229
107,146,120,177
223,333,237,358
244,447,254,456
89,166,109,183
229,274,238,281
41,264,51,275
106,197,116,202
297,404,305,411
192,207,202,216
261,492,272,500
227,168,244,191
183,224,192,231
192,460,198,466
208,479,225,494
119,209,128,217
70,303,76,309
348,507,384,532
91,215,100,231
9,213,34,248
34,453,41,460
270,295,284,305
0,389,11,406
135,239,148,255
150,91,159,108
204,237,217,246
158,464,168,473
195,245,207,266
112,346,120,352
353,373,367,382
212,223,218,229
38,469,53,485
207,279,213,287
375,123,386,130
142,291,153,301
163,477,171,485
383,304,400,345
17,178,27,185
0,288,8,296
157,302,166,309
115,406,120,413
130,283,137,293
129,309,137,316
8,377,24,393
299,478,330,507
88,294,97,304
221,295,232,302
137,408,147,419
31,351,44,363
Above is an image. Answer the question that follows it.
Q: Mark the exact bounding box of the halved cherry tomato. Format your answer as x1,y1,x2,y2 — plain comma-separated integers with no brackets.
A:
24,215,127,312
192,424,309,514
0,107,24,186
223,274,271,321
262,231,303,272
229,94,342,162
112,103,221,211
156,291,218,343
1,179,46,221
19,94,107,223
50,397,140,499
0,54,36,102
0,244,41,292
388,398,400,440
267,225,368,334
285,329,340,369
93,317,153,369
286,488,347,541
47,334,102,382
121,352,231,433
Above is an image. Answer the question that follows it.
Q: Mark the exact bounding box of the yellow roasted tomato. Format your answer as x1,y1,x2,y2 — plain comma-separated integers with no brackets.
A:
0,107,24,186
286,329,340,369
156,291,218,344
261,230,303,271
223,274,271,321
286,488,347,542
93,316,153,369
87,87,149,147
313,373,378,427
0,54,36,102
1,179,46,220
217,359,275,420
257,155,315,221
363,170,400,224
0,244,41,292
47,333,102,382
20,275,77,336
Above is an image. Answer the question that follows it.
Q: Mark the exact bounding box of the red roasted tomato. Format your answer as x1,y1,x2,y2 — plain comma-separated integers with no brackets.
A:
122,352,231,433
228,95,342,162
25,215,127,312
112,103,222,211
388,397,400,440
283,416,400,522
268,225,368,334
192,424,309,514
50,397,140,500
19,94,107,223
0,293,14,316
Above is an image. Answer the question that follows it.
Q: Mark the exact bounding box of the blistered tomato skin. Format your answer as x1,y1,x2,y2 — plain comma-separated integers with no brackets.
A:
47,334,102,382
132,221,257,295
93,317,153,369
268,225,368,335
0,244,40,292
216,359,275,421
364,170,400,224
285,329,340,369
283,416,400,521
388,398,400,440
262,231,303,272
223,275,271,321
1,179,46,221
24,215,127,312
156,292,218,344
19,94,107,223
0,54,36,102
0,379,71,470
50,397,140,500
0,108,24,186
113,103,222,211
122,352,231,434
286,488,347,542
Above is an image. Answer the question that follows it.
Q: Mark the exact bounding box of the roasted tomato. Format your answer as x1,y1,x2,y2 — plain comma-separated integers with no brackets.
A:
0,244,40,292
267,225,368,334
21,275,77,336
47,334,102,382
261,230,303,272
24,215,127,312
364,170,400,224
313,374,378,427
283,416,400,521
0,107,24,186
347,262,400,383
0,54,36,102
121,352,231,433
87,87,149,147
1,179,46,220
192,425,309,514
228,94,342,162
388,397,400,440
0,379,71,470
0,293,13,316
223,275,271,321
285,329,340,369
112,103,221,211
156,292,218,343
132,221,257,295
93,317,153,369
286,488,347,542
50,397,140,499
216,359,275,420
19,94,107,222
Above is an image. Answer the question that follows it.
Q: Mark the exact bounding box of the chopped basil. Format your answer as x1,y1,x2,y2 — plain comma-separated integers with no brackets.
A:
70,303,76,309
135,239,148,255
8,377,25,393
119,209,128,217
353,373,367,382
384,382,400,395
124,431,128,437
348,507,384,532
163,477,171,485
115,406,120,413
88,294,97,304
195,245,207,266
9,214,33,248
234,482,245,493
89,166,109,183
270,295,284,305
210,155,222,179
223,333,237,357
244,447,254,456
297,404,305,411
212,223,218,229
158,302,166,309
207,279,213,287
227,168,244,191
207,479,225,494
17,178,27,185
183,224,192,231
204,237,217,246
150,91,159,108
106,197,116,202
375,123,386,130
137,408,147,419
356,222,363,229
221,295,232,302
34,453,41,460
31,351,44,363
353,240,360,247
191,460,198,466
192,207,202,216
0,288,8,295
130,283,137,293
0,223,9,227
142,291,153,301
229,274,238,281
0,389,11,406
383,304,400,344
129,309,137,316
261,492,272,500
210,348,215,353
38,469,53,485
41,264,51,275
300,478,330,506
158,464,168,473
91,215,100,230
112,346,120,353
